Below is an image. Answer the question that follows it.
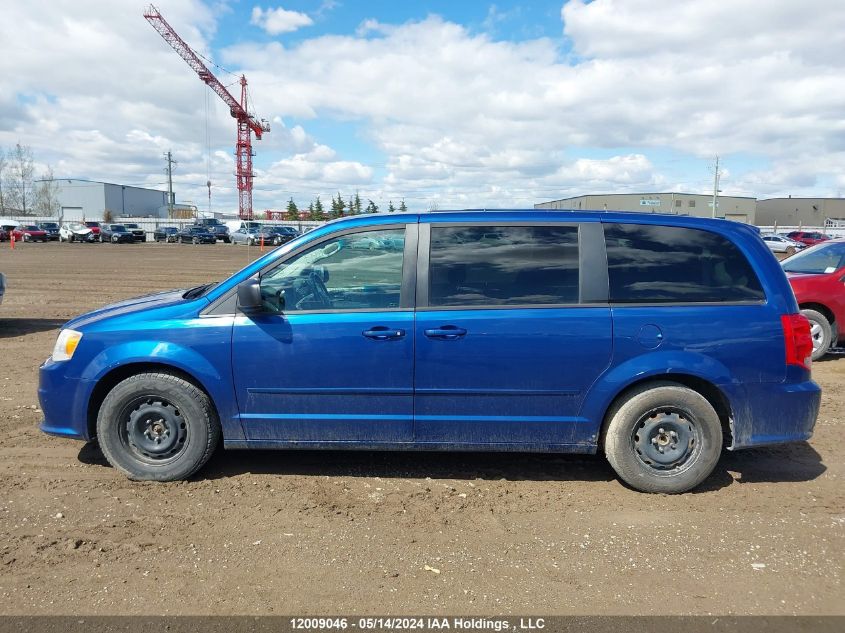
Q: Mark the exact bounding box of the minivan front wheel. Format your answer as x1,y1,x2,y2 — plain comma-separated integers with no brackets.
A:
801,309,832,361
96,373,220,481
603,382,722,493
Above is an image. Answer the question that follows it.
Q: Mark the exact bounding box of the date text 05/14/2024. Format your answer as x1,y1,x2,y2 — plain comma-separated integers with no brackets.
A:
289,618,547,631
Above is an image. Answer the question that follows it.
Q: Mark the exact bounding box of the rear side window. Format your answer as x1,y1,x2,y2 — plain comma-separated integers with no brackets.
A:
429,225,579,306
604,223,764,303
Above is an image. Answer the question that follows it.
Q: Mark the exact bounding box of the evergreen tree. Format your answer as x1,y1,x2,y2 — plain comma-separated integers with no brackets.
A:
348,196,356,215
337,192,346,217
399,199,408,213
353,191,363,215
366,199,378,214
388,200,396,213
286,197,299,221
309,197,324,221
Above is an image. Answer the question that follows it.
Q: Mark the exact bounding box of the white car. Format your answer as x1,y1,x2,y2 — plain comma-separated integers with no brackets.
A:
762,234,804,255
59,222,96,243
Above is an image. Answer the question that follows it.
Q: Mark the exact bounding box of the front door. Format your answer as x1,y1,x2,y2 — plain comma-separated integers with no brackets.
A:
413,222,613,447
232,224,416,443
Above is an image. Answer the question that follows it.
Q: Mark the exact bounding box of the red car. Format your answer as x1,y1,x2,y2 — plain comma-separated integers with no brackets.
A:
782,239,845,359
84,221,102,241
786,230,830,247
12,225,48,242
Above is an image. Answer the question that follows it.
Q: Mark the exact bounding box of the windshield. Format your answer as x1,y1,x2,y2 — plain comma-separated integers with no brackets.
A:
69,223,86,230
125,224,138,228
25,225,40,230
112,225,127,232
782,242,845,274
85,222,99,227
41,223,58,228
203,219,222,225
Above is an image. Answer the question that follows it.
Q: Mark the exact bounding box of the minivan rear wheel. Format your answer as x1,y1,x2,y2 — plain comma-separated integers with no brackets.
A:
801,309,832,361
603,382,722,493
96,373,220,481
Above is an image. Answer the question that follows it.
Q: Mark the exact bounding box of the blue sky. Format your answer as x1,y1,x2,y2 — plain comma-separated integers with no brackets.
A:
1,0,843,214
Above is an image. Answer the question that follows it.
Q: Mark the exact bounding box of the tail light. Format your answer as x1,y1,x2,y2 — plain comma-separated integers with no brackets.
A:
781,313,813,371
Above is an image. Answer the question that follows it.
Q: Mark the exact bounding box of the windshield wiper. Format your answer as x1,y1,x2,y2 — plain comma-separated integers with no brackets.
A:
183,283,216,299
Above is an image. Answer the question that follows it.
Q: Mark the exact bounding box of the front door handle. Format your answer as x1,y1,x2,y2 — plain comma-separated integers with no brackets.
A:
363,326,405,341
424,326,467,340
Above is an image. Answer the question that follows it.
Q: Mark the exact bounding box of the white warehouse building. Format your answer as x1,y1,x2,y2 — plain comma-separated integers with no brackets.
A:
54,179,171,221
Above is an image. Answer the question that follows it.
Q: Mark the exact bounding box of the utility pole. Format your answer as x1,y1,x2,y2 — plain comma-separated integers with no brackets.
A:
711,155,720,219
164,150,176,218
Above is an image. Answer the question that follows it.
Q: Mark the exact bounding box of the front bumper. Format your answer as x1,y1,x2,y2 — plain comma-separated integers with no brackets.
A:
38,359,93,441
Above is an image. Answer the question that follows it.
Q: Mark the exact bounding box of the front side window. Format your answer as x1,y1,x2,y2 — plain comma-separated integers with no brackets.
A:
259,228,405,312
604,223,765,303
428,225,579,307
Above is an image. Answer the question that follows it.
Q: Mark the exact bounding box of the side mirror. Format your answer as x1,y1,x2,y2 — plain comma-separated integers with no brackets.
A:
237,277,263,314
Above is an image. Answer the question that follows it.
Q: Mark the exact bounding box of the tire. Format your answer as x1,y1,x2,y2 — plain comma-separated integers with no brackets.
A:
96,372,220,481
603,381,722,494
801,308,832,361
192,237,199,245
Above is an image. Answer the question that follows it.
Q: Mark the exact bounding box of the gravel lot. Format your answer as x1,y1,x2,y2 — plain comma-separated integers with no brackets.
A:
0,242,842,615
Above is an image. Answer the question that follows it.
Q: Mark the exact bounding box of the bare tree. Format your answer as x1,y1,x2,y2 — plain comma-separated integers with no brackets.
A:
8,143,35,215
34,165,61,218
0,147,8,216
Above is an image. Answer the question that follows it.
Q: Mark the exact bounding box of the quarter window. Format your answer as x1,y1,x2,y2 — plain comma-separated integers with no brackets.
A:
259,228,405,312
428,225,579,307
604,223,765,303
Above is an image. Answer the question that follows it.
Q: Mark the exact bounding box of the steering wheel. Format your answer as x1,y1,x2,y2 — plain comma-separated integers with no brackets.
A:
293,271,333,310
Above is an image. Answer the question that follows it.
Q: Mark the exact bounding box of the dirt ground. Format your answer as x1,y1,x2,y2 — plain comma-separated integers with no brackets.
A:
0,242,842,616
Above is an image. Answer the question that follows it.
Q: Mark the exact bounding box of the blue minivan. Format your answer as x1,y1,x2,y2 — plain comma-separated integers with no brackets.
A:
39,211,820,493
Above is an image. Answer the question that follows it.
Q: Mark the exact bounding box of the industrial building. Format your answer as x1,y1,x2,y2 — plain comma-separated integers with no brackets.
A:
54,179,171,221
755,197,845,227
535,192,757,224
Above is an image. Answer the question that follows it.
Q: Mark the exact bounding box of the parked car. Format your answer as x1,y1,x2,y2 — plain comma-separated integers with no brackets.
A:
39,211,819,494
229,226,277,246
0,228,8,242
266,225,300,245
59,223,97,243
0,273,5,305
782,239,845,360
153,226,179,243
123,223,147,242
179,226,217,244
84,221,103,241
193,218,231,242
100,224,135,243
12,225,48,242
38,222,61,241
786,231,830,247
762,234,804,255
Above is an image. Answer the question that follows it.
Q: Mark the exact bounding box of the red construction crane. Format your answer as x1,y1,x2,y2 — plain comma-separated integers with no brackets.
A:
143,4,270,220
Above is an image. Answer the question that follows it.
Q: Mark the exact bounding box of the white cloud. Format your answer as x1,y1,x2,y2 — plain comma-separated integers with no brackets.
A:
250,6,313,35
1,0,844,213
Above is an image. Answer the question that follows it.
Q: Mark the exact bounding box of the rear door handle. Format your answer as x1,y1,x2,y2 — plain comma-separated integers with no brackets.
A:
424,326,467,340
362,327,405,341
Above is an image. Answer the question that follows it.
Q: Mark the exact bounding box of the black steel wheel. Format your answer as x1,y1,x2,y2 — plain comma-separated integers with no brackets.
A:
603,381,722,493
96,372,220,481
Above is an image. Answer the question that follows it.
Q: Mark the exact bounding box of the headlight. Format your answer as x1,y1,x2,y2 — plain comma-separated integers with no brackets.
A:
51,329,83,362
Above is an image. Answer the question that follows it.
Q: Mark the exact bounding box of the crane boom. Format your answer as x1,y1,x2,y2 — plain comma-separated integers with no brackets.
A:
143,4,270,219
